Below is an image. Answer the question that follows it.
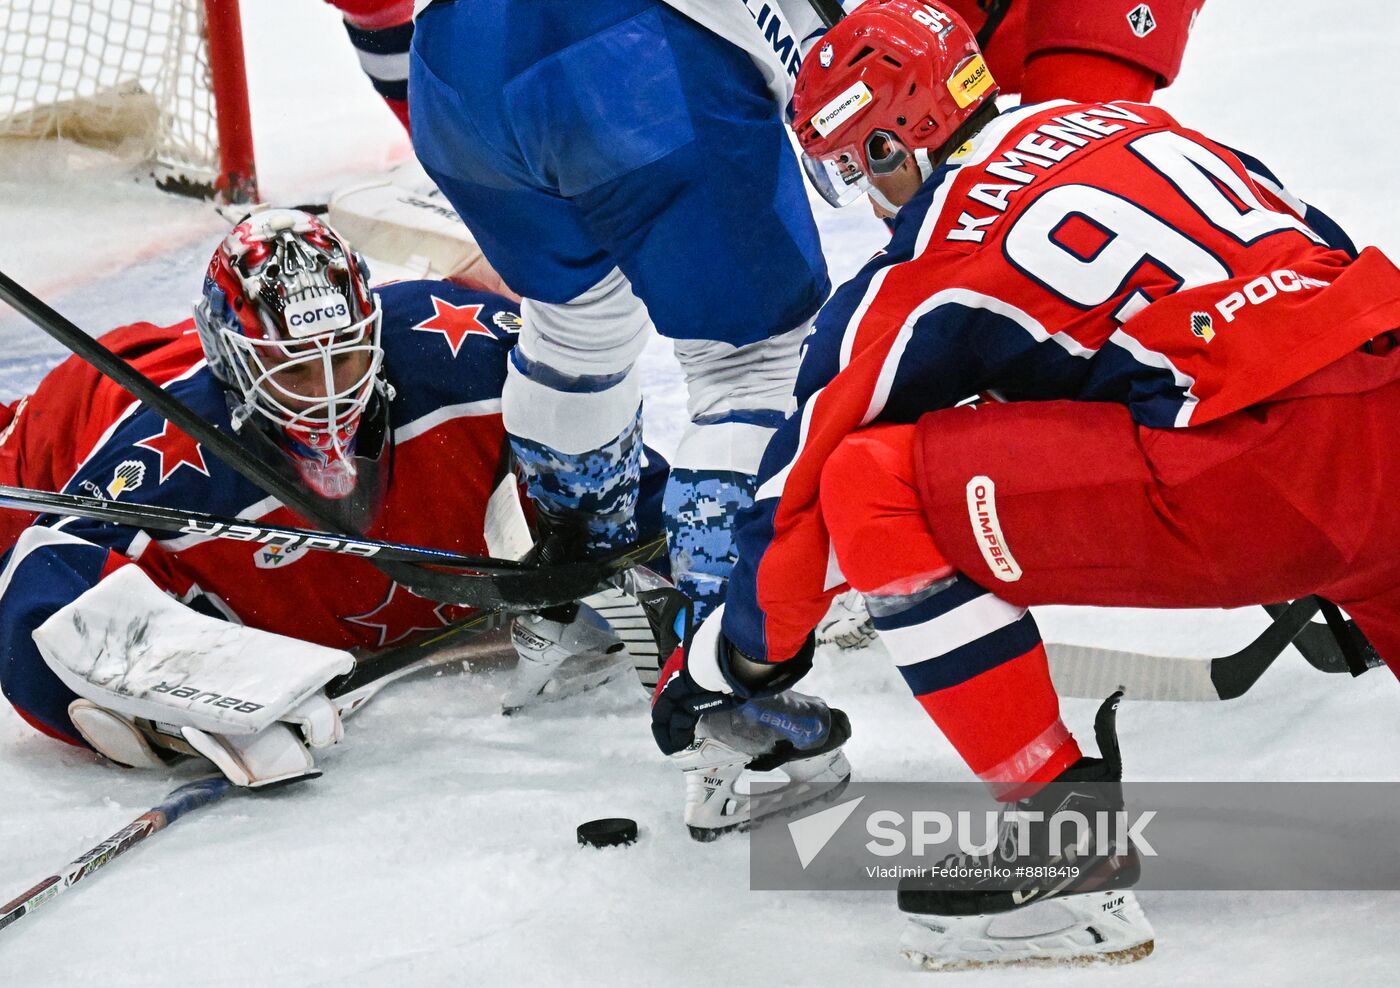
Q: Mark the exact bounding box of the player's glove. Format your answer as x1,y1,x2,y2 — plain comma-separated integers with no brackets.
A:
650,604,815,756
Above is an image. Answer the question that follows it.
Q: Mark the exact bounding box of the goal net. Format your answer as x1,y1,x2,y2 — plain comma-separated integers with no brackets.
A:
0,0,257,201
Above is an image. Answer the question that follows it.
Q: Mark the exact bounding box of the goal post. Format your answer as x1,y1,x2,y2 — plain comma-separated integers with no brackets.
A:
0,0,259,203
201,0,256,202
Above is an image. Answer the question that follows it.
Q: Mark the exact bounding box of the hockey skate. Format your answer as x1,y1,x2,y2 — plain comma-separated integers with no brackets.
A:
675,691,853,842
897,693,1154,971
816,590,877,651
502,601,633,715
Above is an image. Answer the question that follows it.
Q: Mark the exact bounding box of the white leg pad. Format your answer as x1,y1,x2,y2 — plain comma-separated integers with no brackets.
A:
182,723,318,789
68,699,168,770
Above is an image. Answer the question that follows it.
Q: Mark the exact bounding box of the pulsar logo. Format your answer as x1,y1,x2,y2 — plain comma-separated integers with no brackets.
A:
948,54,994,108
1191,311,1215,342
180,519,382,557
283,296,351,337
966,477,1022,582
811,81,873,138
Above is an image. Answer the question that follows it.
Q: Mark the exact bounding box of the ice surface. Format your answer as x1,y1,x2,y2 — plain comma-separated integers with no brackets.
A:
0,1,1397,983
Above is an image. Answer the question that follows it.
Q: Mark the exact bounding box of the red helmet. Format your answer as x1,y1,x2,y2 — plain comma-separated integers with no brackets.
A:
793,0,996,207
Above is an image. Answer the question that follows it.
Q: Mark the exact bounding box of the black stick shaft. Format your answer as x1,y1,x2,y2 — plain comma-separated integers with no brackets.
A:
806,0,846,28
1210,596,1321,700
0,479,666,611
0,483,524,573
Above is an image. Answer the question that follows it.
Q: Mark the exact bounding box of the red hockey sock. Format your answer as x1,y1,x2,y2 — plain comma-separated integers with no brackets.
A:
916,642,1082,801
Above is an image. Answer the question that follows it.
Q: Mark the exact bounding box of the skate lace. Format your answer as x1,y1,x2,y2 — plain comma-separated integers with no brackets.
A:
933,814,1022,873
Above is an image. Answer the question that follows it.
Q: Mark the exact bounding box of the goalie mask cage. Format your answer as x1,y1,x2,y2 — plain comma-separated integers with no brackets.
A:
0,0,257,203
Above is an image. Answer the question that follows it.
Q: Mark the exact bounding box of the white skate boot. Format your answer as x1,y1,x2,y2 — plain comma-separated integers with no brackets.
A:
502,601,633,715
674,691,853,841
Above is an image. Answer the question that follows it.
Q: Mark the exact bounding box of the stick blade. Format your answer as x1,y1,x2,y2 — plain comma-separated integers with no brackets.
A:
1048,642,1221,702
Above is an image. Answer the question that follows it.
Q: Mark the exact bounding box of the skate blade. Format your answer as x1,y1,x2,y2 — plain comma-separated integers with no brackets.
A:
686,758,853,843
899,890,1155,972
901,939,1154,972
501,652,630,716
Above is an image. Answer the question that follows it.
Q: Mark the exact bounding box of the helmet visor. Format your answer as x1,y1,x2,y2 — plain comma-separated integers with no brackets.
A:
802,149,870,208
800,130,911,208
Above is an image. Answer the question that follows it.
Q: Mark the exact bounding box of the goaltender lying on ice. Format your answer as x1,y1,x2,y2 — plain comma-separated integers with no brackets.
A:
0,206,678,786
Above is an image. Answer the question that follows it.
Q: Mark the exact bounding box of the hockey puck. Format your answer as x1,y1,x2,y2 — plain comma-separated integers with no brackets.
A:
577,817,638,848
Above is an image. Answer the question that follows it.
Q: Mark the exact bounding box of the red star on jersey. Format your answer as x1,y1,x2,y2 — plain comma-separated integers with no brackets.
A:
134,421,210,484
411,296,495,357
345,582,452,648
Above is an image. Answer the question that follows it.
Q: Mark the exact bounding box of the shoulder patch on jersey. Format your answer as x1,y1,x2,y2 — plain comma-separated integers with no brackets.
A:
411,295,497,356
107,460,146,499
1127,4,1157,38
491,310,522,335
254,542,310,570
134,421,210,483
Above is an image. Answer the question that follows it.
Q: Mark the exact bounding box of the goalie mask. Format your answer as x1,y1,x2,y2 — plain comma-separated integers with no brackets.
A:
195,208,389,501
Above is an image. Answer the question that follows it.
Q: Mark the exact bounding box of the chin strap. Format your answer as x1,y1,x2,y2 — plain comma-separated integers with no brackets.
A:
867,183,903,216
915,148,937,182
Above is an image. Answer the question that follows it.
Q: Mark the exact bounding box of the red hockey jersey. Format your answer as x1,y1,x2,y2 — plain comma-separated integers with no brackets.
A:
724,100,1400,662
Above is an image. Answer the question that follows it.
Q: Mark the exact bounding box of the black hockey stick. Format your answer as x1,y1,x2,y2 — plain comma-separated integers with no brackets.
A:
1262,600,1384,676
805,0,847,28
0,269,654,610
1046,596,1322,702
0,482,663,611
0,608,507,935
803,0,1014,47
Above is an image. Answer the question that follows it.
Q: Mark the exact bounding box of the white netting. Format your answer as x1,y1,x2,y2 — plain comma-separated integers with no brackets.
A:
0,0,220,191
